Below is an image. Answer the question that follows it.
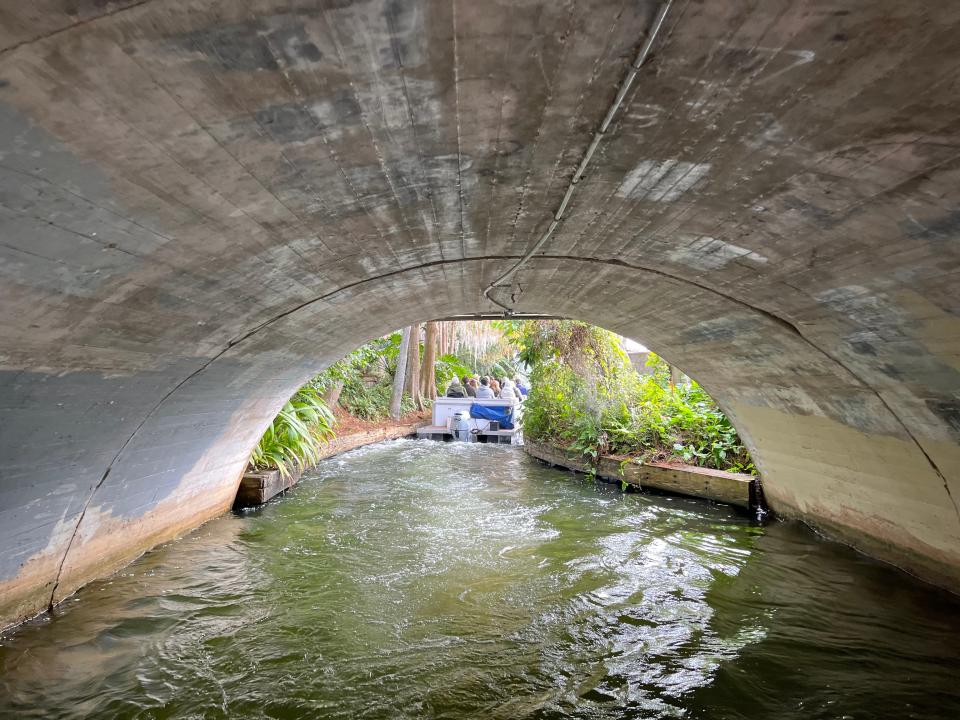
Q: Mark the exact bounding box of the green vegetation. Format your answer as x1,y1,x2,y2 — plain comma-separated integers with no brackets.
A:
248,322,493,474
434,353,473,394
249,333,407,475
247,318,751,480
318,332,415,421
249,384,336,478
507,320,755,475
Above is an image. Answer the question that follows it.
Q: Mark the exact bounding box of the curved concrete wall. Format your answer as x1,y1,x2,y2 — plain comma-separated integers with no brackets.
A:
1,1,959,627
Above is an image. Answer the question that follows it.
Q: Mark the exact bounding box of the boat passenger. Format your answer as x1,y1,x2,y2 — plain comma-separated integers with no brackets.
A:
489,377,502,397
467,377,479,396
499,379,521,405
446,379,468,398
514,377,529,396
475,377,496,399
463,375,477,397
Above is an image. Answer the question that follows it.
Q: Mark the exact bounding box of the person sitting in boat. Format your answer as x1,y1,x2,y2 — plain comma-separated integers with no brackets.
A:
446,378,468,398
514,377,529,397
467,377,479,396
499,379,521,405
463,375,477,397
475,376,496,399
489,377,502,396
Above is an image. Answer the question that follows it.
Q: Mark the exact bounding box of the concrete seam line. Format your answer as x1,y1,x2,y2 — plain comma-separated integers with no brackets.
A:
47,354,217,609
227,252,808,360
873,393,960,524
451,0,467,260
482,0,674,313
0,1,155,58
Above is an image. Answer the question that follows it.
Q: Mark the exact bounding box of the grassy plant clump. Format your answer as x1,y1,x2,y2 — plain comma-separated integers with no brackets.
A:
516,321,755,474
249,385,336,478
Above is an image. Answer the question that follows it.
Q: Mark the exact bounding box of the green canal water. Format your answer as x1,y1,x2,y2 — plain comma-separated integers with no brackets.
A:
2,440,959,719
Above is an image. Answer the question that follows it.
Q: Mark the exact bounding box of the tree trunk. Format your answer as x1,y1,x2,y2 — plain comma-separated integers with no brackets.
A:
420,321,439,400
390,327,412,420
447,321,455,355
669,364,681,392
405,323,423,411
322,379,345,409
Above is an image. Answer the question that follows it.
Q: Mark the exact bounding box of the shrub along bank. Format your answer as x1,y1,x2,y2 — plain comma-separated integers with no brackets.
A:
506,320,756,475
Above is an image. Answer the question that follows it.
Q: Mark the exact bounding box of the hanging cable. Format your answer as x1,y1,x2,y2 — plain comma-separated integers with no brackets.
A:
482,0,674,313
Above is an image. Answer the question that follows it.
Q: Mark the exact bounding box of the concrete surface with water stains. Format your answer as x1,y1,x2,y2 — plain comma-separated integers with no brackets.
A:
0,0,959,627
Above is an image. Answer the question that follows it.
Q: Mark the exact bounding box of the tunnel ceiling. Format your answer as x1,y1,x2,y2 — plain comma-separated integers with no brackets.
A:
1,0,960,627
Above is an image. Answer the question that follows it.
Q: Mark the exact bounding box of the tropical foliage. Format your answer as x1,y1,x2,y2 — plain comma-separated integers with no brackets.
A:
340,375,415,421
247,320,533,474
434,353,473,392
249,385,336,477
312,331,417,421
312,332,400,394
513,320,755,474
248,328,432,473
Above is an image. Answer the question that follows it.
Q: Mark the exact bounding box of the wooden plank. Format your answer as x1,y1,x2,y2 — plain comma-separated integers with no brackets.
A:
234,467,301,508
523,439,756,509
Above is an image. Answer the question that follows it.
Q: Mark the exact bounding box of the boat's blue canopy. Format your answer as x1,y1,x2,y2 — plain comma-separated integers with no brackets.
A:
469,403,514,430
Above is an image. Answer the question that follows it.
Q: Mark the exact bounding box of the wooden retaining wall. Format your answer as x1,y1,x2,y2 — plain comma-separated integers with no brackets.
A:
523,438,759,510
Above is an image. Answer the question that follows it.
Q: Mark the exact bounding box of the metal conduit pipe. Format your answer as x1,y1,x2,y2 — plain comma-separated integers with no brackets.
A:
482,0,673,313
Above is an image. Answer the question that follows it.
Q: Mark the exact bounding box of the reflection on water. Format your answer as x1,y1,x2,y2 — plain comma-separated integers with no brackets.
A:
2,440,959,719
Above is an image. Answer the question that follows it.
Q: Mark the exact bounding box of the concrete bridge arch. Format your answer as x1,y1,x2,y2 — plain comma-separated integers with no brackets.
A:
1,0,959,627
